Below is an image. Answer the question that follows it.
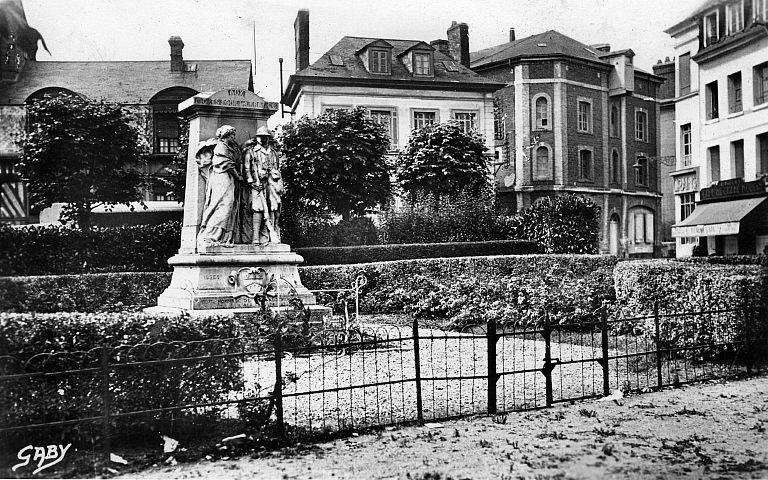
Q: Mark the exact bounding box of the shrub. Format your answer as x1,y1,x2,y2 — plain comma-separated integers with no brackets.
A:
283,215,380,248
377,191,517,244
508,194,600,253
0,312,256,433
613,260,768,356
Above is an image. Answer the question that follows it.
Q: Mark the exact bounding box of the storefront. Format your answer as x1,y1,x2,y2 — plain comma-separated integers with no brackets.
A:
671,178,768,255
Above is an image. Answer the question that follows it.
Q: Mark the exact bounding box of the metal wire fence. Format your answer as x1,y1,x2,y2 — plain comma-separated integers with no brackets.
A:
1,304,765,474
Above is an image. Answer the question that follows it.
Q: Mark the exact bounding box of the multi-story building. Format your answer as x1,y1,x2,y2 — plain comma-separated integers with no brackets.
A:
653,57,679,256
0,1,253,224
283,10,502,155
668,0,768,256
470,30,664,256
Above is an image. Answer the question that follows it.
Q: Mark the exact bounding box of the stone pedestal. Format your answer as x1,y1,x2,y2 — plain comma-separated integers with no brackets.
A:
147,89,330,322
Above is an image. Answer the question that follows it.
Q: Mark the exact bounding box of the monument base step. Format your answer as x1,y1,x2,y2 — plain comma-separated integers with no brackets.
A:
143,304,333,324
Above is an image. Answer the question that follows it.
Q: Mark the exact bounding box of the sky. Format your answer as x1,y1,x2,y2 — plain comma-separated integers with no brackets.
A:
22,0,703,121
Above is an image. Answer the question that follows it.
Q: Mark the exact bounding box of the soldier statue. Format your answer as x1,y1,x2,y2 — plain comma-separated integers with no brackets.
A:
243,126,284,244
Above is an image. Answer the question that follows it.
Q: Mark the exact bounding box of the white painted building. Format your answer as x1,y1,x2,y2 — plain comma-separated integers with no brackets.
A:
283,11,501,154
667,0,768,256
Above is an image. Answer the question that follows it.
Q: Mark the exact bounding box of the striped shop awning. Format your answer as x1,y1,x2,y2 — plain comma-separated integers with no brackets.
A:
0,181,29,221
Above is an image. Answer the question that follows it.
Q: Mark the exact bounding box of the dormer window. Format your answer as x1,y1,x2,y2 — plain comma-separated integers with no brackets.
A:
414,52,432,76
370,49,390,74
727,1,744,35
703,11,719,46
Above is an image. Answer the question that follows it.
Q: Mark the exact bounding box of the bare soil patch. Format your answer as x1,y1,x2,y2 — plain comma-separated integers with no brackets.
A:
120,374,768,479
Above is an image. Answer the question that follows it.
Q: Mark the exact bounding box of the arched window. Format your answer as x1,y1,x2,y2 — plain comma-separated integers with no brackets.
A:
535,96,549,129
534,145,552,180
611,150,621,185
149,87,198,155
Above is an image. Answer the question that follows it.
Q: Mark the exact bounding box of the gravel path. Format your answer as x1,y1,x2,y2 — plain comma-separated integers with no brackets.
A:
238,321,732,434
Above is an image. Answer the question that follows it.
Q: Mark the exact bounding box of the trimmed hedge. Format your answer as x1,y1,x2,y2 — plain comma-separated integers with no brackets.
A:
0,272,172,313
295,240,540,266
0,313,254,432
0,222,180,276
0,222,538,276
613,260,768,356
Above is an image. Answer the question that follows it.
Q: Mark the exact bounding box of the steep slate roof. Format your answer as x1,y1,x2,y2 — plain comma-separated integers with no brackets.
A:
470,30,609,69
284,36,502,104
665,0,720,33
0,59,252,105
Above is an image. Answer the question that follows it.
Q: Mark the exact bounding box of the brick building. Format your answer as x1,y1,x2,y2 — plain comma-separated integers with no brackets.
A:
471,30,664,256
0,1,253,224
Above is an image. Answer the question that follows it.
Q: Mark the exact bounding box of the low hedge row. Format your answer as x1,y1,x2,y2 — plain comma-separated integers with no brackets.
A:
0,222,538,276
294,240,540,266
0,313,254,432
613,260,768,356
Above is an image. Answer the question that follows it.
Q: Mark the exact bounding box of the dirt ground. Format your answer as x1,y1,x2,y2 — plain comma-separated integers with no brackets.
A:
121,375,768,480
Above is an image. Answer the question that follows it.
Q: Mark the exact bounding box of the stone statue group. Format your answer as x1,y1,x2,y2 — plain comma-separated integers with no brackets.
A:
195,125,283,247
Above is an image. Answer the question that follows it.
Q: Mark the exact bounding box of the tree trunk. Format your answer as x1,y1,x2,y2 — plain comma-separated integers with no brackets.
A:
76,203,92,231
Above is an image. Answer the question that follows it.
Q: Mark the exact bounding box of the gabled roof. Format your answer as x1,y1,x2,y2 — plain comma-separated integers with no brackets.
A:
470,30,610,70
0,59,253,105
285,36,502,105
397,41,435,57
355,39,393,54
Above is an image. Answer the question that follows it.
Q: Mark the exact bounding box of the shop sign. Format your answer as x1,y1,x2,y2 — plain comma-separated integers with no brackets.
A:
700,177,766,202
673,174,697,193
672,222,740,237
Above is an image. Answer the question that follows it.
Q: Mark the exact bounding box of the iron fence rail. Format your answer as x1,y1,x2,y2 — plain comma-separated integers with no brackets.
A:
1,305,765,467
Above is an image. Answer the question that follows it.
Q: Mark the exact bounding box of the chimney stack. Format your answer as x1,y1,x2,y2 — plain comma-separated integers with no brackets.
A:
294,9,310,72
169,36,184,72
509,28,516,42
589,43,611,53
447,21,470,68
430,39,450,58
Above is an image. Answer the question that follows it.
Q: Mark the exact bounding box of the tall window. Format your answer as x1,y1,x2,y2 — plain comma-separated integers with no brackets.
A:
535,96,549,129
705,81,719,120
679,53,691,96
635,109,648,142
728,71,742,113
577,100,592,133
727,1,744,34
704,12,719,46
680,193,695,221
708,145,721,183
534,146,552,180
610,104,620,137
413,52,431,75
578,149,593,181
413,111,436,130
755,62,768,106
758,132,768,175
369,109,398,147
731,139,744,179
611,150,621,185
370,49,390,74
635,156,648,186
757,0,768,21
453,111,476,134
681,123,692,166
631,208,654,244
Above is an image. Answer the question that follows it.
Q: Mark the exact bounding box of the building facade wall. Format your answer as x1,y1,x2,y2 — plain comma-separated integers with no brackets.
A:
292,84,497,152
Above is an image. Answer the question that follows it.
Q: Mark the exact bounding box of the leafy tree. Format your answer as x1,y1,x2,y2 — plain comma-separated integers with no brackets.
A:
396,122,489,199
279,107,392,219
510,194,600,254
16,93,148,229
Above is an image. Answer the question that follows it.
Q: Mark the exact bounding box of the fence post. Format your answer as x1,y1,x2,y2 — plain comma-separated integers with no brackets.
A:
654,302,663,389
744,307,753,375
542,309,553,408
487,317,498,415
600,304,610,397
412,318,424,423
100,346,111,464
273,329,286,439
